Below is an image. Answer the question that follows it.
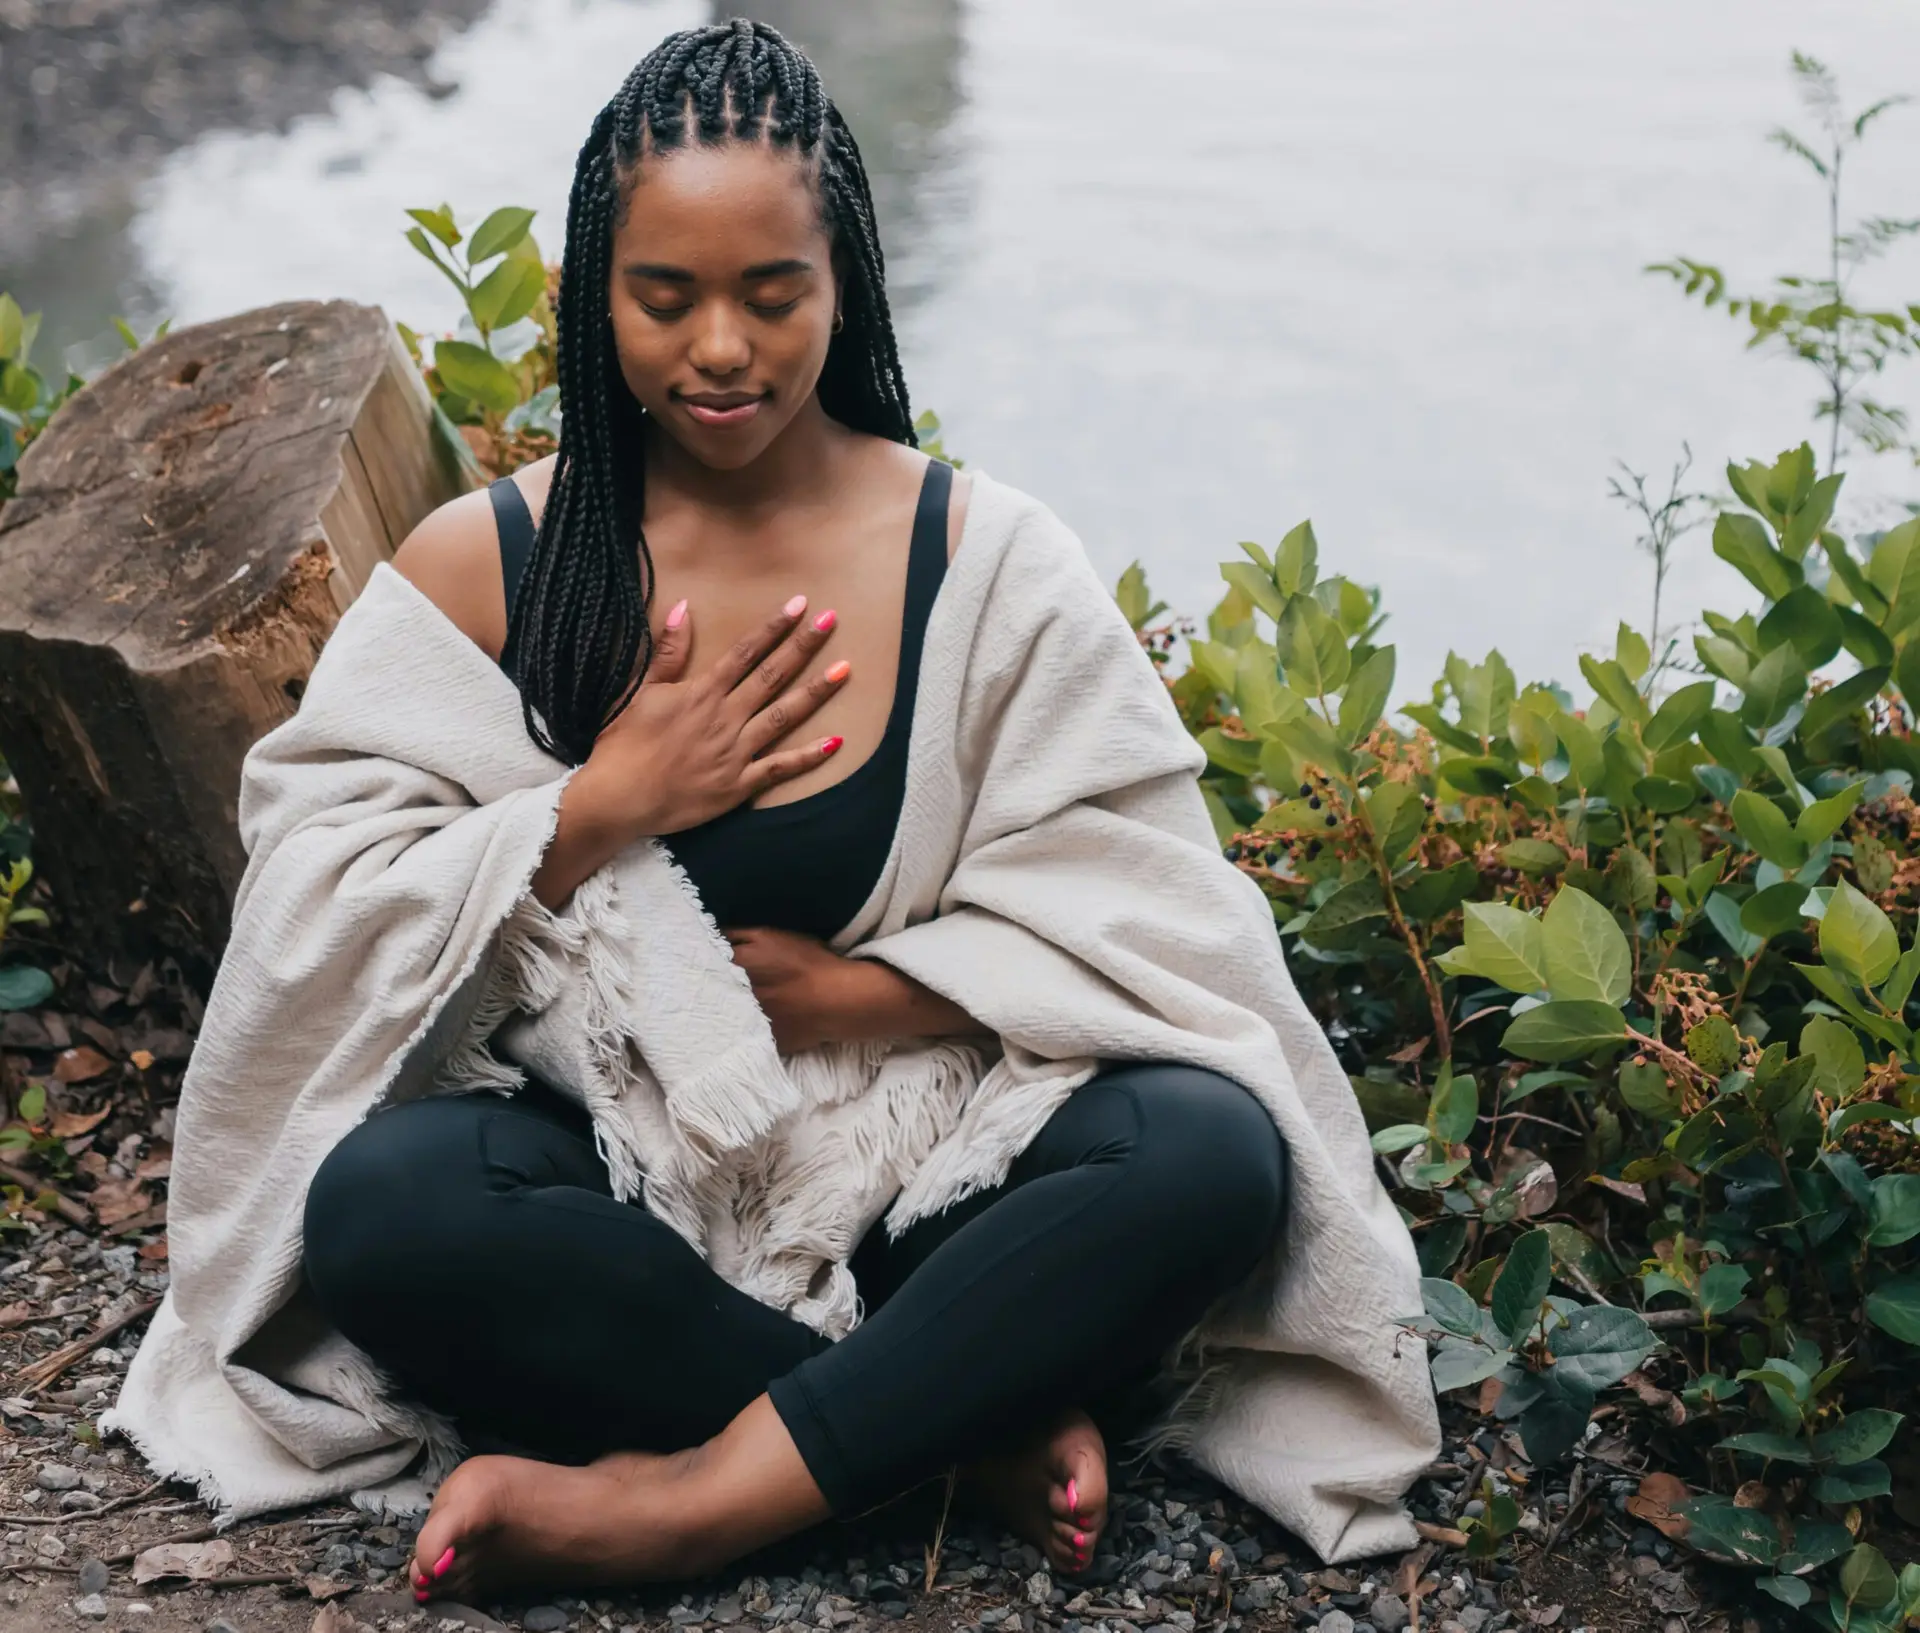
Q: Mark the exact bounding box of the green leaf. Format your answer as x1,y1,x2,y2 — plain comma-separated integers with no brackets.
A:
1704,890,1765,960
1499,838,1569,875
1219,561,1288,622
1757,584,1842,667
1548,1303,1658,1390
1740,880,1812,939
1880,941,1920,1013
1272,520,1318,596
1757,1576,1811,1609
1502,1000,1629,1062
1552,709,1604,789
1714,511,1798,600
1431,1337,1513,1393
1641,680,1715,751
1820,878,1900,988
1866,1274,1920,1345
1233,641,1291,731
1738,643,1809,731
1731,790,1807,870
1435,755,1514,797
1490,1228,1553,1343
1778,1520,1853,1576
1813,1460,1891,1504
1803,665,1889,739
405,204,461,246
1812,1408,1903,1466
1370,1123,1430,1154
1274,595,1350,694
0,292,22,361
432,339,522,415
1399,860,1479,922
1697,1262,1750,1316
1541,887,1631,1005
1880,518,1920,636
1198,728,1261,776
1338,645,1395,745
1721,1431,1814,1464
1446,651,1516,741
1796,779,1865,847
1869,1175,1920,1247
0,965,54,1011
1804,1014,1868,1099
1362,782,1425,860
1461,902,1550,995
1578,654,1649,725
1428,1065,1479,1146
1685,1015,1742,1076
466,205,536,264
467,254,546,333
1420,1276,1483,1339
1619,1061,1679,1118
1299,877,1388,950
1841,1544,1900,1612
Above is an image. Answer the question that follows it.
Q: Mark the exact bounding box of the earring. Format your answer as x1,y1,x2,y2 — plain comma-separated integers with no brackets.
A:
830,311,844,334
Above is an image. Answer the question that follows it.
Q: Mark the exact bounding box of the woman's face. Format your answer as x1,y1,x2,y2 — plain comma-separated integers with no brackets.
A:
607,141,838,471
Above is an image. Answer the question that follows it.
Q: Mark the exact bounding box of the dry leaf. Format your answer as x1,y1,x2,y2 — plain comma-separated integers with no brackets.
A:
1477,1375,1505,1415
138,1237,169,1262
1413,1521,1469,1548
1589,1175,1648,1204
134,1144,172,1182
1387,1037,1430,1064
129,1049,155,1071
303,1576,356,1602
1624,1471,1692,1540
310,1604,377,1633
1734,1481,1770,1509
49,1105,111,1139
1526,1607,1564,1628
51,1046,112,1084
88,1176,151,1226
1392,1542,1437,1599
1621,1370,1687,1426
0,1301,34,1329
107,1201,167,1236
132,1538,235,1584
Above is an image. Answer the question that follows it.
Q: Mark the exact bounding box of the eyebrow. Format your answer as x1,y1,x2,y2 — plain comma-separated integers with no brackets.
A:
621,258,816,283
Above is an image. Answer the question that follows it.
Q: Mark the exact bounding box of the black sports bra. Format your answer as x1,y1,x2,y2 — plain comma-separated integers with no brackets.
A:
489,460,953,940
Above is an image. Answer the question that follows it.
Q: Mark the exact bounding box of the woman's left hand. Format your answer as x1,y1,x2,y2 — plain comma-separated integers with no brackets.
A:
725,926,991,1053
723,927,860,1054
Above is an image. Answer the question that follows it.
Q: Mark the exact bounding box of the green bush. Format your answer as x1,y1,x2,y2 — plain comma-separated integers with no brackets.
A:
1122,441,1920,1622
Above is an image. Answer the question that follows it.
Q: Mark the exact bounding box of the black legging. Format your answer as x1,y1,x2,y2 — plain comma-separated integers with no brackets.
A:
302,1062,1286,1516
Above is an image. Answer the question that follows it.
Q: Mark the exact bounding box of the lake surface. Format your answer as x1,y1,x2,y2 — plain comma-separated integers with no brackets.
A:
6,0,1919,691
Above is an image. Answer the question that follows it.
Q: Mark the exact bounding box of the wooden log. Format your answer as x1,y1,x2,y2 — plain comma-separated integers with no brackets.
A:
0,299,469,982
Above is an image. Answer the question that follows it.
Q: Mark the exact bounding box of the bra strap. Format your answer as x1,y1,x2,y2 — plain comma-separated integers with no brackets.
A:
886,459,953,740
487,476,537,630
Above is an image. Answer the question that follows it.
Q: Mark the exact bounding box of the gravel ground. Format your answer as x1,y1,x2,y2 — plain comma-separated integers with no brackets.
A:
0,960,1763,1633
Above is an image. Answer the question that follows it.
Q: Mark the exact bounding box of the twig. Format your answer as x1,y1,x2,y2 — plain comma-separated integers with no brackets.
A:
1538,1462,1591,1561
0,1161,90,1228
0,1478,166,1525
204,1573,299,1589
16,1297,159,1391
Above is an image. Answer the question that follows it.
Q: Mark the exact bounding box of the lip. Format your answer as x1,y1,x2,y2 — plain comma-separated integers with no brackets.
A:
675,390,767,429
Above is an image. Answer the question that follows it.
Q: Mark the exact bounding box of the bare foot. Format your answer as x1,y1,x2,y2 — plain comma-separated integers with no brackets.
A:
968,1409,1109,1575
410,1396,831,1604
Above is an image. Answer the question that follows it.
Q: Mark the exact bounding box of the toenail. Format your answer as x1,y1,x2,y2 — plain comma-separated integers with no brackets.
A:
1066,1477,1078,1513
1074,1531,1087,1546
433,1546,455,1577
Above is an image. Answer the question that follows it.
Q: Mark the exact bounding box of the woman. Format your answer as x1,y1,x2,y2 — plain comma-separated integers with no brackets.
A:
108,18,1436,1607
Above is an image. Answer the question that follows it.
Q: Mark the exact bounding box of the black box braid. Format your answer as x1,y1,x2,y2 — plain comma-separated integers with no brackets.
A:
501,18,918,767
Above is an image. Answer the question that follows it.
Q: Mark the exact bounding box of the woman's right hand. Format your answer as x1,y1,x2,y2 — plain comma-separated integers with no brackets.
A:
574,592,848,841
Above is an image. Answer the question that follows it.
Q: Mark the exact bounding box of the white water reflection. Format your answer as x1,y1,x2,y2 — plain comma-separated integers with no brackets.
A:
69,1,1920,686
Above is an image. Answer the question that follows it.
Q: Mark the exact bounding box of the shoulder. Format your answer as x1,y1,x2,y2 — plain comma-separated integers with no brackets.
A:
388,455,556,662
953,471,1107,611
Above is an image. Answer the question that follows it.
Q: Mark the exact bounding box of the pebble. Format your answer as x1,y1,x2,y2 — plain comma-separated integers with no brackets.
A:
1320,1614,1356,1633
34,1463,82,1491
524,1608,571,1632
72,1593,108,1619
1372,1593,1411,1632
76,1557,110,1595
206,1619,247,1633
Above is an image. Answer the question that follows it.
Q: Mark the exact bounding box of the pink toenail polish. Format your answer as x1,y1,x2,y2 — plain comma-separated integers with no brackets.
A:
416,1589,430,1603
433,1546,456,1576
1074,1531,1087,1547
1066,1477,1079,1514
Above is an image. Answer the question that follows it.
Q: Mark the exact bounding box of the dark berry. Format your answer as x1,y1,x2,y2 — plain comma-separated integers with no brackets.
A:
1299,784,1312,798
1324,815,1337,827
1224,844,1242,861
1308,796,1322,809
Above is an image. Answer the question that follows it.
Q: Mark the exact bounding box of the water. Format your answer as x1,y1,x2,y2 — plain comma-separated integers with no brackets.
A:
6,0,1919,691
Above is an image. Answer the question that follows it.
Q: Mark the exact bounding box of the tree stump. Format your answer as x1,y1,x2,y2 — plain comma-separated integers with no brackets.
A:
0,299,469,982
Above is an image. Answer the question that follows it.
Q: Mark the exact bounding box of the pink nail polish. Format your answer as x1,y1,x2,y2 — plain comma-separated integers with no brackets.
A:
666,598,688,630
416,1589,430,1603
814,609,837,633
821,735,844,756
1066,1477,1078,1513
433,1546,455,1576
1074,1531,1088,1547
784,594,807,618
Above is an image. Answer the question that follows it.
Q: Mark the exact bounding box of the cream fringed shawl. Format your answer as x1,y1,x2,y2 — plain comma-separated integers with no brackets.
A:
106,472,1439,1564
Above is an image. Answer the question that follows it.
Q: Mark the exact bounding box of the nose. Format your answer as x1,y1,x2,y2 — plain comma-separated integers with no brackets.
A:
687,301,751,378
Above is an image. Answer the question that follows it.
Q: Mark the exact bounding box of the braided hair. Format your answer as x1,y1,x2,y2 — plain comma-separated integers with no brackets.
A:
501,18,917,765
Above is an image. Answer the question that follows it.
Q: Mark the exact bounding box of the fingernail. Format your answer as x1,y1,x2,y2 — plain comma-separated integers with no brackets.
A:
433,1547,455,1577
1066,1478,1078,1513
824,659,851,683
813,609,837,633
666,598,688,630
821,735,844,755
1074,1532,1088,1547
784,594,807,618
